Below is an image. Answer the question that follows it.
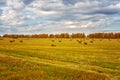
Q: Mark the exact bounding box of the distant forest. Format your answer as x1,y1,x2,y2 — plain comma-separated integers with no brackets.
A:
1,32,120,39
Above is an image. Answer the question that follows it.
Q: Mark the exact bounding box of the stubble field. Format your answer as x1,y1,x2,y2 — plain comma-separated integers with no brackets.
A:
0,38,120,80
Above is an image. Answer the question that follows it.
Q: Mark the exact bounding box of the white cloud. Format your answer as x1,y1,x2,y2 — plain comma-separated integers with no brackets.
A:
74,0,100,9
11,20,23,26
108,3,120,8
25,26,38,31
0,0,25,27
26,7,58,15
7,0,24,10
0,8,16,20
68,25,76,28
25,0,62,16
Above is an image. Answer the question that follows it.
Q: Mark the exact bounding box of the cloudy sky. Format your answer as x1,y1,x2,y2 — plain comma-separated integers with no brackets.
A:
0,0,120,34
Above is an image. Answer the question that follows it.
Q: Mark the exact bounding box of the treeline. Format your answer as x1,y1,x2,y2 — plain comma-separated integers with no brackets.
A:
3,33,85,38
2,32,120,39
87,33,120,39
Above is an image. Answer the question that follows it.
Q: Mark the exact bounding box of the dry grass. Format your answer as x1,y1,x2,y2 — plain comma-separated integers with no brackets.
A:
0,38,120,80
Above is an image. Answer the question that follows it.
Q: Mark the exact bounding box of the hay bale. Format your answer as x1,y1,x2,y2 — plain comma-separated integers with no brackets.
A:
51,44,56,47
84,42,87,45
90,41,93,43
20,40,23,43
52,40,54,42
9,40,15,43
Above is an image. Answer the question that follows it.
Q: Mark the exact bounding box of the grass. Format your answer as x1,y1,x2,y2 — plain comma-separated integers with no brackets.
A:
0,38,120,80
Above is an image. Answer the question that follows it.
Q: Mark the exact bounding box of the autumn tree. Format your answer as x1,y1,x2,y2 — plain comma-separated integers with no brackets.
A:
49,34,55,38
71,33,86,38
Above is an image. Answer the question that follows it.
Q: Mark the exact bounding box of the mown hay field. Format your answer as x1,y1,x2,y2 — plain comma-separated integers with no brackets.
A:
0,38,120,80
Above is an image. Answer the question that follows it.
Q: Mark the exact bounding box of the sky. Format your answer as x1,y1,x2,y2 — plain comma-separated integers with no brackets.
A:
0,0,120,34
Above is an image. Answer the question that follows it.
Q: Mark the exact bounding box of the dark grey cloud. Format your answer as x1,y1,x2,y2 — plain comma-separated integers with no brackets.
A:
62,0,79,5
0,21,2,26
23,0,34,5
88,8,120,15
0,9,2,15
0,0,6,7
95,9,120,15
